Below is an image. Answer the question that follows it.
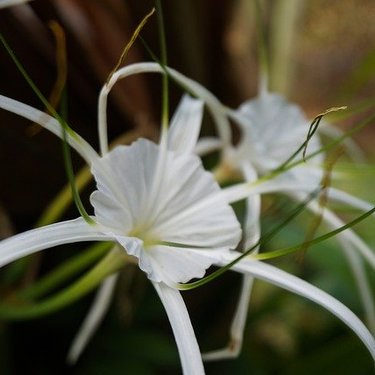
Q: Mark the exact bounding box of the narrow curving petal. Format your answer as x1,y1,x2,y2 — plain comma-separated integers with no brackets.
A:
99,62,232,155
215,253,375,361
241,161,261,250
299,197,375,333
153,282,205,375
168,94,204,154
0,95,99,164
305,200,375,270
0,217,112,268
328,187,375,213
202,275,255,361
67,272,119,364
203,161,261,361
194,137,222,156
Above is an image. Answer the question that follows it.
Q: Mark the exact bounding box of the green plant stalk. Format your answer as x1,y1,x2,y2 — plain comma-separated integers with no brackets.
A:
0,33,93,224
0,248,126,320
254,0,269,93
269,0,305,96
18,242,112,301
156,0,169,133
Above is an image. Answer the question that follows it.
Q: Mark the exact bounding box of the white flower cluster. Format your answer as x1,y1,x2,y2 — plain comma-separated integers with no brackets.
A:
0,60,374,374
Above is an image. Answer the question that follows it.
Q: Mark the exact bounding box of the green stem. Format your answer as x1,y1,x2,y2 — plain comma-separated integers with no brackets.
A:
0,249,126,320
254,0,269,94
254,206,375,260
269,0,305,96
156,0,169,133
18,242,112,301
0,33,93,224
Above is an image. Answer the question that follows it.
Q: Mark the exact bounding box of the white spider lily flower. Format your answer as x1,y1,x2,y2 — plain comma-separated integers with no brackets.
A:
0,90,241,375
229,92,323,185
1,64,375,371
68,93,207,363
202,90,375,360
229,92,375,320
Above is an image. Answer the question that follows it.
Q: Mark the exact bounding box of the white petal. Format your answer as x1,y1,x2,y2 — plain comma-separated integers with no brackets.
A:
307,199,375,269
221,173,320,204
91,140,154,230
341,245,375,334
241,161,261,249
168,95,204,154
0,95,98,164
146,246,231,286
115,233,231,287
203,275,255,361
203,162,261,361
328,188,375,213
215,253,375,360
194,137,222,156
301,197,375,332
67,273,118,364
0,218,111,268
153,282,205,375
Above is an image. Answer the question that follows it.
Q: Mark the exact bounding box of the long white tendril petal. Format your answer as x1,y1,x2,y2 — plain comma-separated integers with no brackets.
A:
0,95,99,165
307,200,375,270
220,178,313,204
341,246,375,334
215,253,375,361
194,137,222,156
204,162,261,362
300,197,375,334
328,187,375,214
67,272,119,364
203,275,255,362
153,282,205,375
98,62,233,158
0,217,111,268
222,180,375,220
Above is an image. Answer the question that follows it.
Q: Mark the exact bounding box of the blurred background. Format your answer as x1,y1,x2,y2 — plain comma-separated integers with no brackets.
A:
0,0,374,373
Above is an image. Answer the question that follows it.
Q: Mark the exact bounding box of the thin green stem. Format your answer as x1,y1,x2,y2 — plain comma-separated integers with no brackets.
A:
254,0,269,94
18,242,112,301
0,33,93,224
269,0,305,95
254,206,375,260
0,248,126,320
156,0,169,133
35,167,92,227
